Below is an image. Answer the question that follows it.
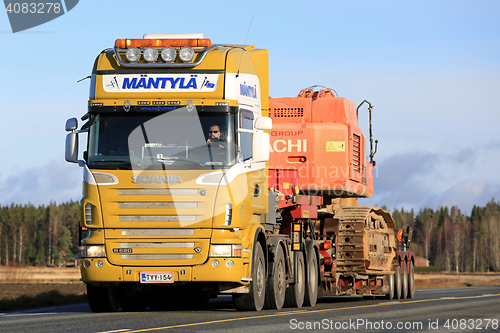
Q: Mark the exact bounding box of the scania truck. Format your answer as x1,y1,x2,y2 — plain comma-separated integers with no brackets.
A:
65,34,414,312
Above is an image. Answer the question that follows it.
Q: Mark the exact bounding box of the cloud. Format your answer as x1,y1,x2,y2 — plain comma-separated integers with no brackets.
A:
361,151,440,209
0,159,82,206
362,142,500,214
425,179,500,215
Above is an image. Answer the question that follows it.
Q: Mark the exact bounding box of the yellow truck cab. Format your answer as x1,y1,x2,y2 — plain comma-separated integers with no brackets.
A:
65,34,273,312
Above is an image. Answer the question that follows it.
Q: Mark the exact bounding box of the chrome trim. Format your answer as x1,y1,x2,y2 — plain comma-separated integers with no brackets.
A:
120,242,194,248
118,189,199,196
121,254,194,260
119,215,196,222
113,45,219,68
118,202,197,209
121,229,195,236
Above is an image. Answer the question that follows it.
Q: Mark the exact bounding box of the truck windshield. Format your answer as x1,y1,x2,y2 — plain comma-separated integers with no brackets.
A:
87,105,237,170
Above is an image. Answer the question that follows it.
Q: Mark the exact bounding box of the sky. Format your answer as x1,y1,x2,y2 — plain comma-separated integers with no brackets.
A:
1,0,499,215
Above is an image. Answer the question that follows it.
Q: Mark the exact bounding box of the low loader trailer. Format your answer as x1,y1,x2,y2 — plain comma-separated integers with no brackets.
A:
65,34,414,312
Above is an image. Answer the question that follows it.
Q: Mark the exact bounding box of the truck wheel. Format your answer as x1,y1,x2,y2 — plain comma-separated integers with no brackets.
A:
264,245,286,309
87,284,120,313
394,261,402,299
384,274,394,300
233,242,266,311
402,261,408,299
303,250,318,307
408,261,415,298
284,251,305,308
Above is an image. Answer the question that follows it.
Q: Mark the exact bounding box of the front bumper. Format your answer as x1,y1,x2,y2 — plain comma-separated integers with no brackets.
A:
80,256,251,284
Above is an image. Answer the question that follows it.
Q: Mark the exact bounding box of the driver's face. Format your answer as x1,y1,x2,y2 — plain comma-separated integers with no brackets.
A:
209,126,221,140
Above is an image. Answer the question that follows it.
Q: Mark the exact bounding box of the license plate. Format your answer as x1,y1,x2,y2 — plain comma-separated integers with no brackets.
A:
140,271,174,283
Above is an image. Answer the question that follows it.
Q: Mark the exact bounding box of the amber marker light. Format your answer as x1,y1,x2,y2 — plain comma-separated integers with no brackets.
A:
115,38,212,48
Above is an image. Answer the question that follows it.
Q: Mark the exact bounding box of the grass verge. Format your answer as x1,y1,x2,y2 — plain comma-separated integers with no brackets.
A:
0,290,87,312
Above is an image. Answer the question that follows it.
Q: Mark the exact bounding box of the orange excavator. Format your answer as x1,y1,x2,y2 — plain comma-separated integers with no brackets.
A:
268,87,414,300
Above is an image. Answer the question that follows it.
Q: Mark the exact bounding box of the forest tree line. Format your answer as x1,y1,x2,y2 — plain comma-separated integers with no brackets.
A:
0,201,79,266
0,199,499,272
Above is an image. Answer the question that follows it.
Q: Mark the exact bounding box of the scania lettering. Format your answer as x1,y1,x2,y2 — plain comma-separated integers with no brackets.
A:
131,175,182,184
66,34,414,313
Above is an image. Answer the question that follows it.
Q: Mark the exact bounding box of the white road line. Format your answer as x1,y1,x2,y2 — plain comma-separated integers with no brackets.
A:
2,312,58,317
95,330,131,333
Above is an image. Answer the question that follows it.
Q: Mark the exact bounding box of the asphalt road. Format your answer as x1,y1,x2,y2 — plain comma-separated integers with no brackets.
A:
1,286,499,333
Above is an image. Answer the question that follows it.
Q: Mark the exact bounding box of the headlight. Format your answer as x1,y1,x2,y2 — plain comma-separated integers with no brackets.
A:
125,47,141,63
143,47,158,63
161,47,176,63
80,245,105,258
210,244,242,257
179,46,195,62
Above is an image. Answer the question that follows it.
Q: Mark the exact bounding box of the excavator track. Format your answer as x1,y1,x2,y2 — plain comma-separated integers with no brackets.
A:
334,206,396,276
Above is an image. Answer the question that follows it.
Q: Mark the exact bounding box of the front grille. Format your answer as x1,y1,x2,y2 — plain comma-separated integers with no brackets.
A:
116,188,201,224
118,202,197,209
101,182,212,266
118,189,199,195
120,229,195,236
107,238,209,266
119,215,197,222
121,254,194,260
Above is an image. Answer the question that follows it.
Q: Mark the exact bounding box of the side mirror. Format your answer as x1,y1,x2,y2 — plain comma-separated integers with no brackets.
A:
65,132,79,163
65,118,79,163
65,117,78,131
252,131,270,162
255,116,272,130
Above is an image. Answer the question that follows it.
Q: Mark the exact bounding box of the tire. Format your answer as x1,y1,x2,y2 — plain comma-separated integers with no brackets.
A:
264,245,286,309
384,274,394,300
303,249,318,307
284,251,305,308
233,242,266,311
408,261,415,299
87,284,120,313
394,260,402,299
402,261,408,299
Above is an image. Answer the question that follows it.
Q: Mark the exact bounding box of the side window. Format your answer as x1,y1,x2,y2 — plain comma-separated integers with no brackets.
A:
240,110,254,161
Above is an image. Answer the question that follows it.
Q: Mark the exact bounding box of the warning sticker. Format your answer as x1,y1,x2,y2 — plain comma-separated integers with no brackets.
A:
326,141,346,152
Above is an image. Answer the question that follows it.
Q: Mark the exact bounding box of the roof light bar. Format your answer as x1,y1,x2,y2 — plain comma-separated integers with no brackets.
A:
115,38,212,48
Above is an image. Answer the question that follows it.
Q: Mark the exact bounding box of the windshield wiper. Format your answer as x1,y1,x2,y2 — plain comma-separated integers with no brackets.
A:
158,158,204,167
92,160,131,164
90,160,132,169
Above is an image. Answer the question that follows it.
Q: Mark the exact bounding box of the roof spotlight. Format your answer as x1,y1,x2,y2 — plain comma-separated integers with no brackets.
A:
143,47,159,63
179,46,195,63
125,47,141,63
161,47,176,63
